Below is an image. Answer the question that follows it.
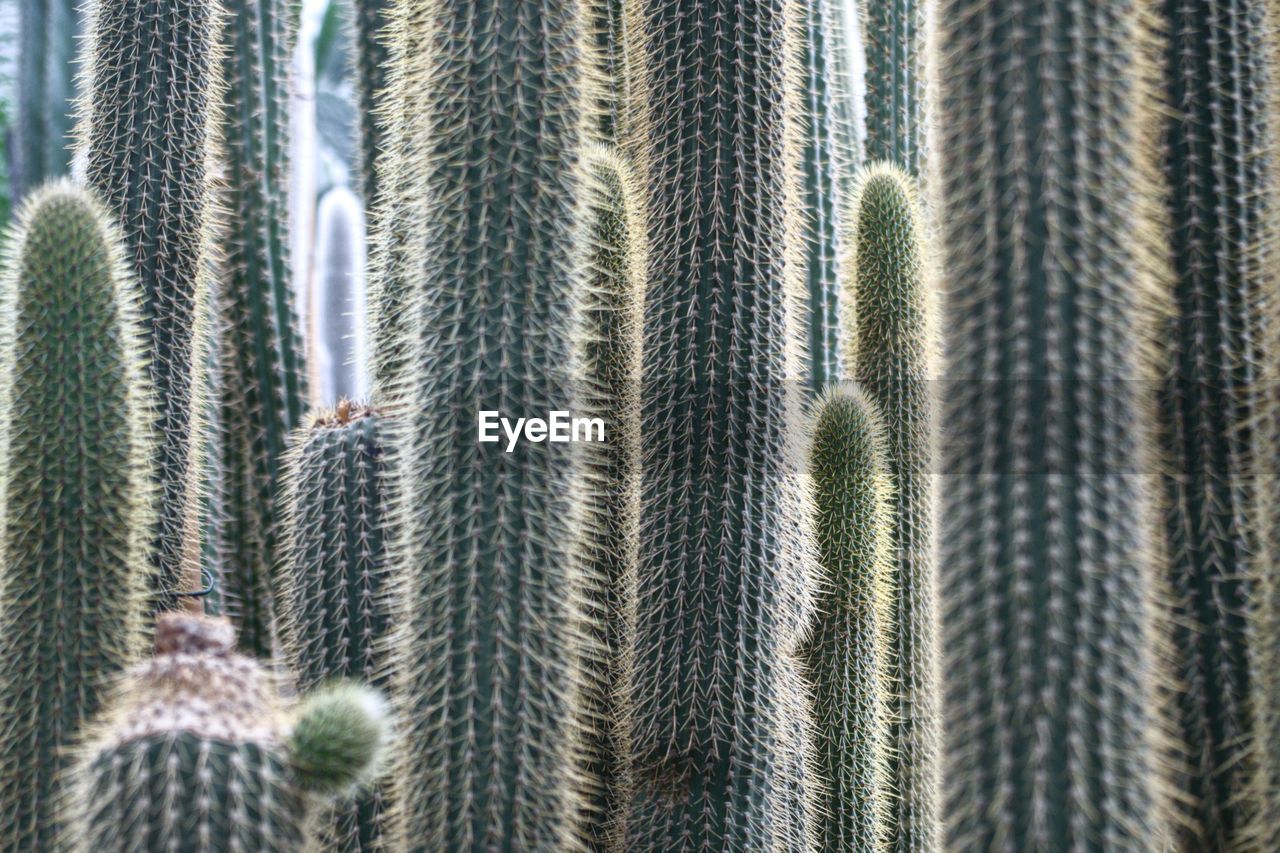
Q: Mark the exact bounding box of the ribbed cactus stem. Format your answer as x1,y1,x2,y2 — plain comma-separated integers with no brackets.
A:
14,0,80,199
81,0,221,608
354,0,392,205
936,0,1172,846
0,182,153,848
66,614,388,852
309,187,370,406
216,0,307,656
377,0,594,845
578,143,642,850
804,386,893,850
622,0,817,841
846,163,939,850
860,0,925,172
1155,0,1280,845
278,402,390,850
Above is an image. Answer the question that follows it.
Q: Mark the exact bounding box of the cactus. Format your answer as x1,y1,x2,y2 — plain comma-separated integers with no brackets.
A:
278,401,391,851
804,386,893,851
936,0,1173,846
65,613,388,852
80,0,221,609
577,143,642,850
13,0,80,200
375,0,595,845
215,0,307,656
309,186,370,407
1153,0,1280,845
859,0,925,172
845,164,939,850
0,182,153,848
622,0,817,842
354,0,392,205
592,0,624,137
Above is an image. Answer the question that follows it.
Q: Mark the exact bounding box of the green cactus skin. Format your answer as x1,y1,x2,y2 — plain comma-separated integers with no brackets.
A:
354,0,392,205
66,614,387,853
216,0,308,657
13,0,80,200
592,0,625,138
80,0,222,610
0,182,153,849
310,187,370,405
800,0,858,389
804,386,893,851
845,164,939,851
278,402,391,851
858,0,925,172
936,0,1173,846
578,143,642,851
376,0,595,845
1153,0,1280,846
621,0,817,841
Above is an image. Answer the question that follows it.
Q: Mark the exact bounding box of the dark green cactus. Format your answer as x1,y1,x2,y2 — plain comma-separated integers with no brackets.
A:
578,143,642,851
0,182,153,848
804,386,893,851
622,0,817,842
859,0,925,172
354,0,392,205
936,0,1173,847
217,0,308,657
376,0,595,845
592,0,625,137
1154,0,1280,845
66,614,388,852
846,163,939,850
81,0,222,609
278,402,391,851
13,0,80,200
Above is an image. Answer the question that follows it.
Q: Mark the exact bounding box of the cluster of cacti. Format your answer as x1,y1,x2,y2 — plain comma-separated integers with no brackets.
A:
6,0,1280,846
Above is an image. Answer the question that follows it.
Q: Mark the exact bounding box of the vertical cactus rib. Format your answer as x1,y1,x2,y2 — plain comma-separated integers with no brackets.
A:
13,0,80,200
278,402,391,851
80,0,222,609
936,0,1174,847
859,0,925,172
845,163,939,851
217,0,308,656
377,0,596,845
354,0,393,206
621,0,818,841
0,182,153,848
309,187,370,406
804,386,894,851
578,143,642,851
1152,0,1280,846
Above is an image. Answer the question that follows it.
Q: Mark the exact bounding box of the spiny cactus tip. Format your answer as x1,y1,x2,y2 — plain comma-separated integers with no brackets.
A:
289,682,391,798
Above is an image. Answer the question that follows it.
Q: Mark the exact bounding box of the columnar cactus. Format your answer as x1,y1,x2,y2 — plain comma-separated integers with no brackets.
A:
278,401,390,851
1154,0,1280,845
309,187,370,406
936,0,1173,847
578,143,642,850
354,0,392,205
14,0,80,199
592,0,625,137
622,0,817,841
377,0,595,845
0,182,153,848
65,613,388,852
804,386,893,851
80,0,221,608
859,0,925,172
216,0,307,656
846,163,939,850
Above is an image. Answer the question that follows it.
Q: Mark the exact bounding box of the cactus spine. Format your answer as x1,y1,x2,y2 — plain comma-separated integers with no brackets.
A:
278,402,391,851
309,187,370,406
578,143,642,850
13,0,80,200
80,0,221,608
804,386,893,851
66,614,388,852
0,182,153,848
377,0,594,845
216,0,307,656
859,0,925,171
1153,0,1280,845
846,164,939,851
622,0,817,841
936,0,1172,846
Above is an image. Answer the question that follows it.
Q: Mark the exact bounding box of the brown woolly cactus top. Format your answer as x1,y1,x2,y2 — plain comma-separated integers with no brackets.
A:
311,398,378,428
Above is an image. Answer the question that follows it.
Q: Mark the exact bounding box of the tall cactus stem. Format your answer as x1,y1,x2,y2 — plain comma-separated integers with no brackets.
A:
13,0,80,200
859,0,925,172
